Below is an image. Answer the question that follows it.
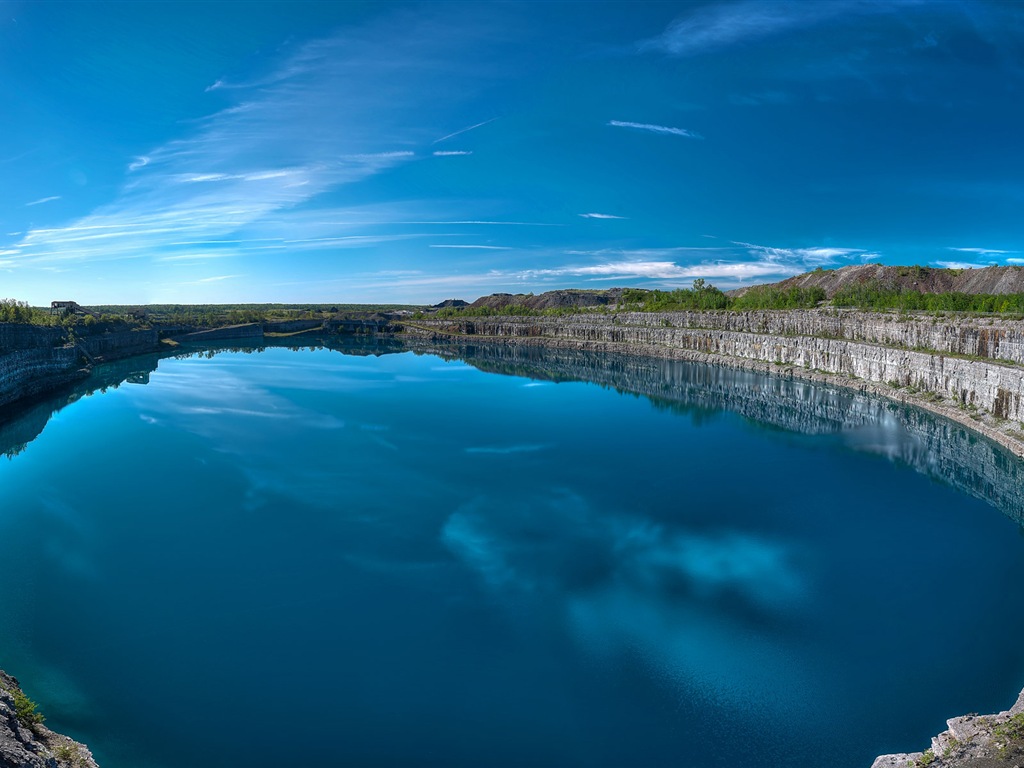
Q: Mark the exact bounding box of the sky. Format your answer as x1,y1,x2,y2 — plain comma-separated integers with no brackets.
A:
1,0,1023,305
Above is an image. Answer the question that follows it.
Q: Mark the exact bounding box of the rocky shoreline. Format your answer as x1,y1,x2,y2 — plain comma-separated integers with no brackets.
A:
871,687,1024,767
0,671,98,768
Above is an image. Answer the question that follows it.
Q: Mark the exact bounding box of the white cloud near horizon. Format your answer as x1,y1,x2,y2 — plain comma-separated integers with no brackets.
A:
608,120,702,139
734,241,878,266
933,261,987,270
949,246,1016,255
519,259,798,282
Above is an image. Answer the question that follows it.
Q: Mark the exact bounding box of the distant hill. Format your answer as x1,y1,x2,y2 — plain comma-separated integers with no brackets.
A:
468,288,624,311
433,299,470,309
730,264,1024,298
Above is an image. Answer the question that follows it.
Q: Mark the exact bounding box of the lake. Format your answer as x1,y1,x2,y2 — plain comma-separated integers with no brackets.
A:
1,341,1023,767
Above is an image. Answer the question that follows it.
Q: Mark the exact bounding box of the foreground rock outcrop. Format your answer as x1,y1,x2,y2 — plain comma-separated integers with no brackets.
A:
873,687,1024,767
0,671,98,768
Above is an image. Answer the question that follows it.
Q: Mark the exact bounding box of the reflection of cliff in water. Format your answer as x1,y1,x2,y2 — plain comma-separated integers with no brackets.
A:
0,351,163,459
0,337,407,460
3,338,1022,526
414,340,1024,526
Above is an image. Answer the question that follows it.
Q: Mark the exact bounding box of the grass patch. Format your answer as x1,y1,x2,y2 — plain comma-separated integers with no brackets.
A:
994,711,1024,758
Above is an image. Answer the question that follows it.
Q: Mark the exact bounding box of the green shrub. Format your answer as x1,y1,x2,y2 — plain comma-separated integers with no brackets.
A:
12,688,44,727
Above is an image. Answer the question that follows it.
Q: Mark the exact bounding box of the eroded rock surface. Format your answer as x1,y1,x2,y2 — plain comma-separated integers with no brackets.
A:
0,671,98,768
872,688,1024,768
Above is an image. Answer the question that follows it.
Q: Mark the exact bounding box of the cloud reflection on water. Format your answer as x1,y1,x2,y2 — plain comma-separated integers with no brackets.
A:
442,489,820,717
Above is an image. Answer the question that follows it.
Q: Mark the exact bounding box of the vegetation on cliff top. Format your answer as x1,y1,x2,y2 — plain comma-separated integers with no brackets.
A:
10,265,1024,328
0,300,420,330
425,267,1024,317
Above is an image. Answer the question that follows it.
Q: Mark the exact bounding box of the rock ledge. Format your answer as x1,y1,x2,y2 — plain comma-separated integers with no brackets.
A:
872,688,1024,768
0,671,98,768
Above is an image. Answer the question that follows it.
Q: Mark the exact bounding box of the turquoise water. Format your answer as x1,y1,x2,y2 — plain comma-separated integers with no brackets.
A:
2,343,1024,767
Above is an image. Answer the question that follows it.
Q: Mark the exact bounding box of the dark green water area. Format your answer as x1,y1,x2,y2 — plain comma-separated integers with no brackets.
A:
2,340,1023,768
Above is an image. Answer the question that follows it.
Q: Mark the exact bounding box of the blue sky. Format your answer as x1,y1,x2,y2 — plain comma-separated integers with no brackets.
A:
2,1,1023,305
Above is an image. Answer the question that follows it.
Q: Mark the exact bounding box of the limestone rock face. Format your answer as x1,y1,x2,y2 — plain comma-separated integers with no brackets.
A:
0,325,159,410
871,687,1024,768
404,309,1024,458
0,671,99,768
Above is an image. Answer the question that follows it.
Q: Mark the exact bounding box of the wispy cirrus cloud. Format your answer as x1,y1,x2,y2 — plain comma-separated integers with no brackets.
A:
579,212,626,219
26,195,61,206
179,274,245,286
515,241,878,289
638,0,896,57
433,118,496,144
949,246,1016,255
2,11,508,273
433,150,473,156
513,244,806,284
734,241,879,265
429,244,512,250
608,120,702,139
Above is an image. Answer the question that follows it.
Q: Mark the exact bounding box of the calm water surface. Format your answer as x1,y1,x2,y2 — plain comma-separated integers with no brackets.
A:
1,343,1023,768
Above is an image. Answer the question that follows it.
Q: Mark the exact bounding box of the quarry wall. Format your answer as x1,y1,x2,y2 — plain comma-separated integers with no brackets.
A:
404,310,1024,457
0,326,160,411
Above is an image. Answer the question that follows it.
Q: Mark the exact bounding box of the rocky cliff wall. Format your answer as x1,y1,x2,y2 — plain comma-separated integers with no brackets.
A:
404,311,1024,458
434,310,1024,365
78,329,159,362
0,326,161,412
0,325,66,353
174,323,264,342
0,347,86,410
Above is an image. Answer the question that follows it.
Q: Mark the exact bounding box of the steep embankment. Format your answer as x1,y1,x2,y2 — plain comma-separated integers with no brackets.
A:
400,309,1024,458
0,325,85,410
733,263,1024,298
464,288,624,311
1,671,98,768
0,324,160,410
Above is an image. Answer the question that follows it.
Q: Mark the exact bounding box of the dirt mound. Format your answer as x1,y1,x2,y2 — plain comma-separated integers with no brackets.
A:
731,264,1024,298
468,288,624,311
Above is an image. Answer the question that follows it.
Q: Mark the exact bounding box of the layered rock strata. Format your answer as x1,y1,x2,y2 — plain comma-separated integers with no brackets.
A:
402,311,1024,458
0,326,159,411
